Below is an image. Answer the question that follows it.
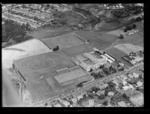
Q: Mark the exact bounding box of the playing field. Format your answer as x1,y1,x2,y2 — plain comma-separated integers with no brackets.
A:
74,31,118,50
105,47,133,68
13,52,94,102
13,52,76,80
114,43,143,55
61,44,94,57
27,27,72,39
54,68,88,83
116,30,143,47
41,33,85,50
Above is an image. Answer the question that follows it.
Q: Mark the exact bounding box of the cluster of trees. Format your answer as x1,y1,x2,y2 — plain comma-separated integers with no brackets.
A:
91,71,105,79
2,20,31,43
76,81,88,88
111,10,130,19
124,24,137,32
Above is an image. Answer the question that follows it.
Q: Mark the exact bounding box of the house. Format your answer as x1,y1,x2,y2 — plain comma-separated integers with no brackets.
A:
88,99,95,107
129,92,143,107
96,90,105,96
99,83,108,90
108,91,115,96
53,103,62,107
136,81,143,87
82,99,95,107
61,100,70,107
132,72,139,78
71,98,78,104
127,74,134,79
118,101,127,107
123,85,131,91
77,94,83,100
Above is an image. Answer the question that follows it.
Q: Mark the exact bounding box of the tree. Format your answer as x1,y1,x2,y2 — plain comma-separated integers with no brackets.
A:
103,100,108,106
98,94,105,99
122,93,129,100
124,28,127,32
118,34,124,39
132,24,137,29
52,46,59,51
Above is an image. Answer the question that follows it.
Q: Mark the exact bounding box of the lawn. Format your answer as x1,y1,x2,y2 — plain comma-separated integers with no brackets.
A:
13,52,76,80
41,33,84,50
74,31,118,50
114,43,143,54
105,47,132,68
61,44,94,57
27,27,72,40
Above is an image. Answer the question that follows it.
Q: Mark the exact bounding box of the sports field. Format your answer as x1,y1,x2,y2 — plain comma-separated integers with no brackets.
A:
54,68,89,83
27,27,72,40
105,47,133,68
114,43,143,55
74,31,118,50
13,52,76,80
61,44,94,57
13,52,94,102
41,33,85,50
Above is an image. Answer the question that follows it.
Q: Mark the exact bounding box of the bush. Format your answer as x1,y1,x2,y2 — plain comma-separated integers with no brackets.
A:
118,34,124,39
132,24,137,29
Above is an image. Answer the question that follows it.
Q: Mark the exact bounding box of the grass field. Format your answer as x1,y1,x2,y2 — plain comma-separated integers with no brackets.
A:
41,33,85,50
27,27,72,40
61,44,94,57
74,31,118,50
14,52,76,80
114,43,143,55
13,52,94,102
54,68,88,83
105,47,133,68
98,21,122,30
115,21,144,47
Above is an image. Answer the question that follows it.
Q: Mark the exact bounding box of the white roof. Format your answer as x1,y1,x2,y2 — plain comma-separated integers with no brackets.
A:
130,93,144,106
118,101,127,107
54,103,62,107
2,39,51,69
71,98,77,103
62,100,70,106
88,99,94,107
132,73,139,78
137,81,143,87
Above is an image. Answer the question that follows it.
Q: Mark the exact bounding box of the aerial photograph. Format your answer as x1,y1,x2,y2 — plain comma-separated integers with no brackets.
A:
2,3,144,107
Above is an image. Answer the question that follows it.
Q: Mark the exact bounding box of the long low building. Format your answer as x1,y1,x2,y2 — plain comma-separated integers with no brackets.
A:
72,51,108,71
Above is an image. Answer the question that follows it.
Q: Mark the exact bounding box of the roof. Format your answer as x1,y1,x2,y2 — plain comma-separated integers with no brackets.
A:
129,92,143,106
2,39,51,69
118,101,127,107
